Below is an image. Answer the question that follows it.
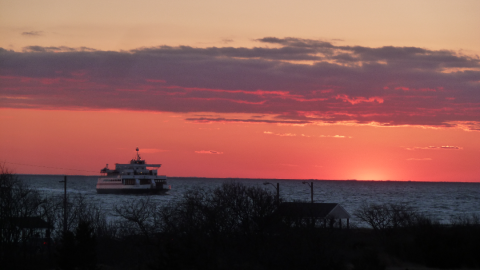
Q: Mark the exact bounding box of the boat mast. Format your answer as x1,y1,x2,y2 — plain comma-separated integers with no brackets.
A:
136,147,141,161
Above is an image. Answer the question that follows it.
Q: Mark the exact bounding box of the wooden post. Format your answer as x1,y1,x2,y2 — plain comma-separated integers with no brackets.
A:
310,181,313,203
339,218,342,229
276,183,280,205
63,176,67,232
347,218,350,229
59,176,67,233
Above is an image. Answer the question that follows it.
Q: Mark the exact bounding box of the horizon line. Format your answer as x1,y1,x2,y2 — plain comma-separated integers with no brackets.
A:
16,174,480,184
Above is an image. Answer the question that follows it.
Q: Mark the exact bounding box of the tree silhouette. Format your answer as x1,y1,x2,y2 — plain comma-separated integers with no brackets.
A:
56,231,76,270
57,221,97,270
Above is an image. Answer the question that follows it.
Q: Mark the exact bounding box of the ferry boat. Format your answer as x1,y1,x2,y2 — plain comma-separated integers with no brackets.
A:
96,148,170,194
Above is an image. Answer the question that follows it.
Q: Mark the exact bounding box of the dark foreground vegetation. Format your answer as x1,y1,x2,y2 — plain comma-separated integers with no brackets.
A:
1,166,479,270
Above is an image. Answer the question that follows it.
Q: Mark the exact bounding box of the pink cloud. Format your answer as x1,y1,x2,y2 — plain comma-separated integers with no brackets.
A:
187,118,311,125
335,94,384,105
264,131,348,138
319,135,347,138
405,146,463,150
195,150,224,154
264,131,296,137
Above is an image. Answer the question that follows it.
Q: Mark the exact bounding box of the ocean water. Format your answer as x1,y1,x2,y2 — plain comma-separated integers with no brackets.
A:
19,175,480,224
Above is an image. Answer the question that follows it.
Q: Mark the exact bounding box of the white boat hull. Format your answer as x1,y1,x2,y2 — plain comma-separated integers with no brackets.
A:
96,187,169,194
96,177,170,194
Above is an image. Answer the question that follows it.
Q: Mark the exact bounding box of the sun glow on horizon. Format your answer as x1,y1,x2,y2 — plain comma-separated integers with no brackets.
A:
352,172,389,181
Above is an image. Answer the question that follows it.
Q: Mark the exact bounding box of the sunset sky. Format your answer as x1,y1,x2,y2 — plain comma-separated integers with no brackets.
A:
1,0,479,181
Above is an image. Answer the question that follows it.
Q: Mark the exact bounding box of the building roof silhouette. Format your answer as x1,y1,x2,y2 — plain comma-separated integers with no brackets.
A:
278,202,351,219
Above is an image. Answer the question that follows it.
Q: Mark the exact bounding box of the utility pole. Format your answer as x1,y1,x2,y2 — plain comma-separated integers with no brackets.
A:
302,181,314,203
263,182,280,205
59,176,67,233
276,183,279,205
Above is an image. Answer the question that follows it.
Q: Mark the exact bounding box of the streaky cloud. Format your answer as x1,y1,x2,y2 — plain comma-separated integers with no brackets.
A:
263,131,296,137
21,31,43,36
264,131,348,138
21,46,97,53
405,146,464,150
195,150,223,154
186,118,312,125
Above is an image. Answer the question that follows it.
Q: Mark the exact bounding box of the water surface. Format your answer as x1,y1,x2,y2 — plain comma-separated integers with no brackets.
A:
19,175,480,224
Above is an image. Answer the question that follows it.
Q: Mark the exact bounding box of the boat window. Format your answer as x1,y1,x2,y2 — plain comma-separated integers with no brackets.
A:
124,179,135,185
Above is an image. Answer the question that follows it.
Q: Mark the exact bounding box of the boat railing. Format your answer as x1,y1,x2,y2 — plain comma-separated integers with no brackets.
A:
109,175,167,179
118,171,161,176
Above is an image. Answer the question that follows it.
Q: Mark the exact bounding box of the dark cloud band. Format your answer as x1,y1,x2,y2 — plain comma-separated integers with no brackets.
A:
1,37,479,130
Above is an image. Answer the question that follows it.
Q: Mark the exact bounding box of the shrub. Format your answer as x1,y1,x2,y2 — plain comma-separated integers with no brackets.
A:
354,202,418,230
0,165,55,259
161,181,279,237
56,221,97,270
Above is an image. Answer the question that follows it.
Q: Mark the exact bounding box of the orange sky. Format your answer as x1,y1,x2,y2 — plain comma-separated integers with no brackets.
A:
2,1,480,54
1,109,479,181
1,1,479,181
